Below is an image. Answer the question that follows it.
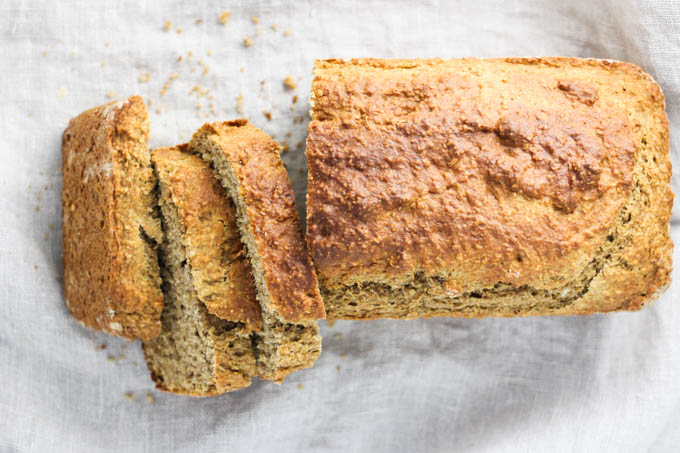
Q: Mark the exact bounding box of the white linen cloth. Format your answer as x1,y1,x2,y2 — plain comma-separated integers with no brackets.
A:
1,0,679,451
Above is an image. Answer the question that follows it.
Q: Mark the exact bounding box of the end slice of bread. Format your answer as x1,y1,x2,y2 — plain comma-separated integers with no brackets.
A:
189,120,325,382
143,146,260,396
61,96,163,340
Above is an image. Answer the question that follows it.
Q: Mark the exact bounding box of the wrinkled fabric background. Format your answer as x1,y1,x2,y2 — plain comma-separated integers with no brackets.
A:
1,1,679,451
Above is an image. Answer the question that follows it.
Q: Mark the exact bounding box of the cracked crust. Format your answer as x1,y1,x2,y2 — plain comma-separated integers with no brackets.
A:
62,96,163,339
306,58,673,319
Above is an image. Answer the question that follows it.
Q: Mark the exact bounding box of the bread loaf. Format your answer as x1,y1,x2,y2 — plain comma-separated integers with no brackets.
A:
305,58,673,320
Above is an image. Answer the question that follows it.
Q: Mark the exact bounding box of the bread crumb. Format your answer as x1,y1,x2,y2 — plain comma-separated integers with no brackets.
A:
48,223,55,230
107,355,115,362
284,28,291,37
252,15,259,24
177,28,183,34
169,73,179,80
34,265,38,270
327,319,336,328
256,26,262,35
236,94,244,113
57,87,68,99
163,20,171,32
336,365,341,372
240,66,245,73
42,50,48,56
98,343,107,350
340,353,347,359
292,95,298,104
263,110,272,120
283,76,297,90
194,18,202,25
219,10,231,25
207,50,213,56
139,72,150,83
155,107,163,114
117,354,125,361
297,383,304,390
334,333,342,340
148,99,154,107
145,392,155,404
177,55,183,63
36,192,42,201
281,141,289,153
124,392,135,401
202,66,209,76
106,91,116,99
132,361,138,367
285,132,292,138
187,50,193,59
35,206,40,212
105,42,110,47
296,141,303,149
271,24,278,31
243,37,253,47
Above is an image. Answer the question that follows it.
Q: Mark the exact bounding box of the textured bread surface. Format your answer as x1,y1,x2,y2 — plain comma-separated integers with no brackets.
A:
151,146,262,330
306,58,673,320
143,146,256,396
189,120,324,382
62,96,163,340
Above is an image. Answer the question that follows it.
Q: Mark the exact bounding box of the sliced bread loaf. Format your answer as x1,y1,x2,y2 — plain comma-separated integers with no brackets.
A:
189,120,325,382
62,96,163,340
143,146,261,396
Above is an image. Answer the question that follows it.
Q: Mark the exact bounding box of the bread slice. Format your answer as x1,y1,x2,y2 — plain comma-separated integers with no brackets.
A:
188,120,325,382
62,96,163,340
143,146,261,396
306,58,673,320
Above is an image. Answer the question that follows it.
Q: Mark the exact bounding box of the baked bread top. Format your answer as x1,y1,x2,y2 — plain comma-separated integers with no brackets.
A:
151,145,262,331
306,58,672,310
191,120,325,323
62,96,163,340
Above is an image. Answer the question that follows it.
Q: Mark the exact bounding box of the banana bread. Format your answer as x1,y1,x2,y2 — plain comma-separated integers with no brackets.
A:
143,146,262,396
305,58,673,320
62,96,163,340
189,120,325,382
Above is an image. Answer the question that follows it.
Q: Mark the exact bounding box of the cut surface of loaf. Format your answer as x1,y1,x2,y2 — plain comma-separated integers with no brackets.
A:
189,120,325,382
143,146,259,396
61,95,163,340
306,58,673,320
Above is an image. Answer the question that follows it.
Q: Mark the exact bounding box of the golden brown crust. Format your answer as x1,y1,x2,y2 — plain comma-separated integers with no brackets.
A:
193,120,325,322
306,58,673,318
152,146,262,331
62,96,163,339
